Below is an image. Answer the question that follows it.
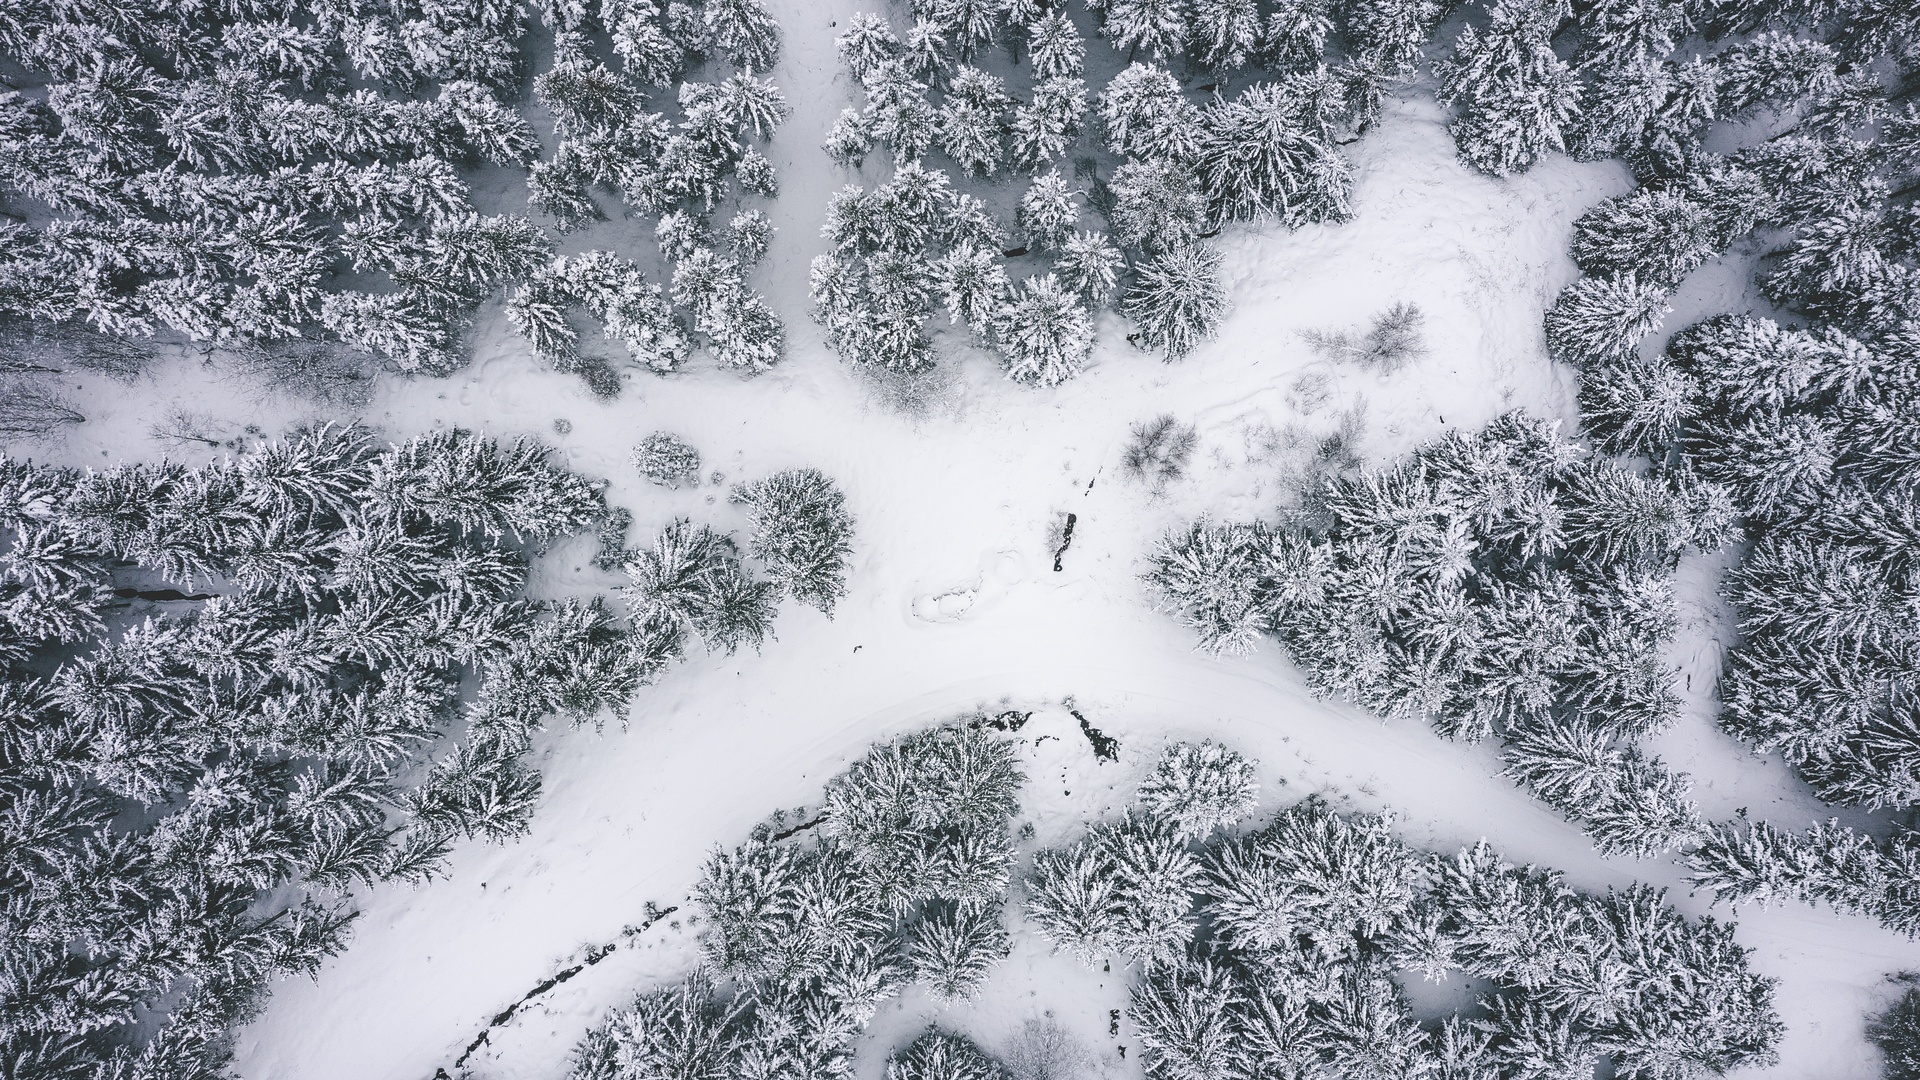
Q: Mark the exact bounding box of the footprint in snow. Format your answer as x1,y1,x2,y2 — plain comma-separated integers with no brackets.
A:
908,551,1027,623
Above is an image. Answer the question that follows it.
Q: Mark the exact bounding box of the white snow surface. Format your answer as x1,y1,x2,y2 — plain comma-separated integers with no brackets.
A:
20,4,1919,1076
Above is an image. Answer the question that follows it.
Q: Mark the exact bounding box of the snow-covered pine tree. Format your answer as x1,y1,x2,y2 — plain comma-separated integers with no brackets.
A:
1130,956,1246,1080
1500,717,1703,857
887,1031,1008,1080
903,17,954,84
1029,9,1087,77
1577,352,1699,458
508,251,692,385
1693,411,1840,519
935,242,1016,327
1125,241,1229,358
368,426,606,540
1660,312,1832,416
917,0,1003,61
992,274,1096,386
1104,0,1193,60
573,974,744,1080
1436,0,1582,176
1138,740,1260,840
1763,201,1899,320
1055,231,1124,302
1573,0,1686,74
738,148,780,198
1100,63,1204,163
820,723,1023,911
1143,520,1276,655
866,59,940,160
703,0,783,70
1018,171,1080,250
727,209,776,265
1207,798,1423,954
1871,985,1920,1080
731,469,857,615
1575,54,1720,175
1025,837,1125,962
837,12,901,80
601,0,685,86
1197,81,1351,225
1108,158,1210,251
1558,459,1701,569
1093,810,1203,965
1191,0,1263,70
1346,0,1445,77
1715,31,1841,120
623,517,776,653
1264,0,1335,70
1542,273,1671,365
658,211,711,264
714,70,793,141
1570,187,1719,287
825,107,880,167
908,903,1012,1001
812,250,939,371
941,66,1013,176
1010,75,1090,171
670,246,787,372
471,597,668,742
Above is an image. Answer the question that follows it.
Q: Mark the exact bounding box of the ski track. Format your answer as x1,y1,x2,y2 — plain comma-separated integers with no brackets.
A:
23,3,1912,1075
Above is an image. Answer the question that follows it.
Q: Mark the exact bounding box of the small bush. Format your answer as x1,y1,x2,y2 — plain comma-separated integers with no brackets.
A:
633,432,703,488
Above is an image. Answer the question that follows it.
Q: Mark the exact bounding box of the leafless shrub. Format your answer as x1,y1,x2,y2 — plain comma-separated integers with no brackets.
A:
857,358,963,419
1254,403,1369,506
1004,1018,1092,1080
1313,405,1367,475
1302,302,1427,372
1122,414,1198,489
149,410,227,448
1,323,149,379
0,375,84,441
224,339,376,405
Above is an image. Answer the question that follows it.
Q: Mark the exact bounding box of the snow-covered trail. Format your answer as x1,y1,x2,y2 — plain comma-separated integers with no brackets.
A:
32,5,1909,1075
233,597,1920,1080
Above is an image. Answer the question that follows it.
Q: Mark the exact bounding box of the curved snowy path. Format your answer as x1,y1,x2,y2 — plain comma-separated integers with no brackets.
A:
235,619,1920,1080
44,5,1914,1074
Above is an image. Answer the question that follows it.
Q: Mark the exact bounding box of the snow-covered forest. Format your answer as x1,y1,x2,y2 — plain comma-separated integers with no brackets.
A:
4,0,1920,1077
576,729,1779,1080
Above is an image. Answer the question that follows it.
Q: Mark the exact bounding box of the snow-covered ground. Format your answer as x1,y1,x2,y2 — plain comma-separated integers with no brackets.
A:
25,5,1914,1077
